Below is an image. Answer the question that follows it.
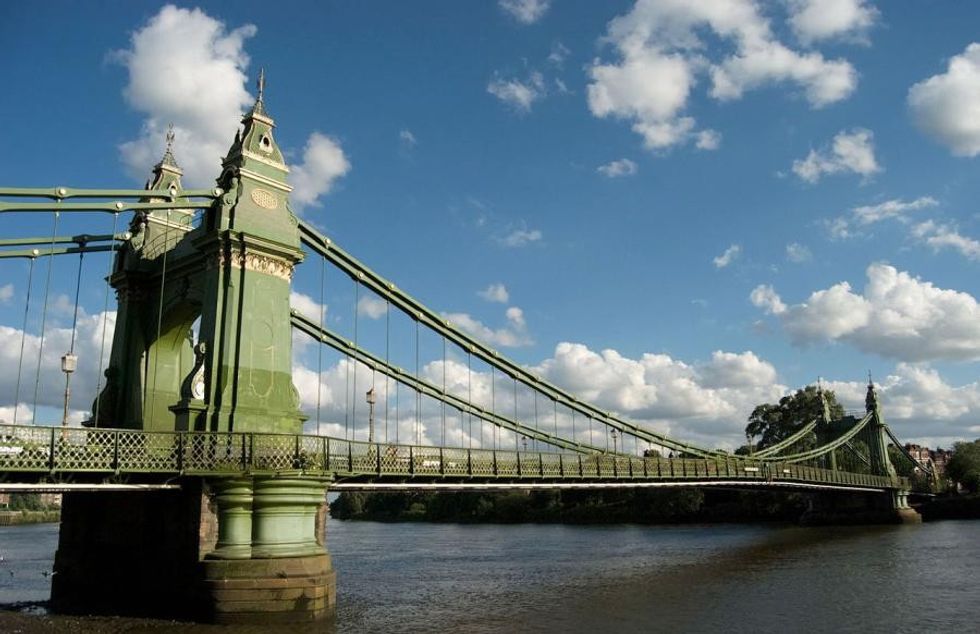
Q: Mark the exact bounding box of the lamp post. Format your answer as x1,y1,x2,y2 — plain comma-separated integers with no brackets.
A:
61,353,77,429
366,388,376,443
611,428,618,453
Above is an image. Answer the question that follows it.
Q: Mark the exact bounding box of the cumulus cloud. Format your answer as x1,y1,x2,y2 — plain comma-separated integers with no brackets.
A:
487,71,546,112
0,311,116,422
908,43,980,157
0,284,13,304
587,0,858,151
478,283,510,304
499,0,551,24
823,366,980,448
113,5,257,187
288,132,351,212
713,244,741,268
750,284,787,315
792,128,880,183
442,306,532,348
498,227,543,248
785,242,812,263
753,263,980,362
787,0,878,45
597,158,638,178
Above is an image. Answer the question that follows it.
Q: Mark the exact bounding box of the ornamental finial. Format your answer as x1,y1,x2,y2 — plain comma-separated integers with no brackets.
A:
257,68,266,103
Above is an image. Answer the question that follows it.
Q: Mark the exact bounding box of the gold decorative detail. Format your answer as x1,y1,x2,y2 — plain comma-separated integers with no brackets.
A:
250,187,278,210
208,248,293,280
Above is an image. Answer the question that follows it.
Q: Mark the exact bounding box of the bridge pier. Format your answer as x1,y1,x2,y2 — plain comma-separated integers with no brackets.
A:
51,477,335,624
799,489,921,525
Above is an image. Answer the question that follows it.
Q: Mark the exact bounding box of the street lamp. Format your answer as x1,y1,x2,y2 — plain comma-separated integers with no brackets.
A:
365,387,376,443
61,353,77,429
611,428,618,453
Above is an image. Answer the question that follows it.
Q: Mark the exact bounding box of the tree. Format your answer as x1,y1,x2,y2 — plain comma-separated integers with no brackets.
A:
946,440,980,493
745,386,844,449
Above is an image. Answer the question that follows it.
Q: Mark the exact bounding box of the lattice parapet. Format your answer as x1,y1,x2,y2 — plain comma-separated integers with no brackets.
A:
0,424,908,491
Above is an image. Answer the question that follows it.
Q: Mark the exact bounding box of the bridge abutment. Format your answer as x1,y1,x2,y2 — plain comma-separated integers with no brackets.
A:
799,489,921,525
51,477,335,624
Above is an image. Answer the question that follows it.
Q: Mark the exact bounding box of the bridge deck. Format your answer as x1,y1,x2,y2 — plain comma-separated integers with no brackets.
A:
0,424,907,491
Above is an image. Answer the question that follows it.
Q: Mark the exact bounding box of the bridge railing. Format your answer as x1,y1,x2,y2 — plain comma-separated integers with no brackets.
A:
0,424,907,490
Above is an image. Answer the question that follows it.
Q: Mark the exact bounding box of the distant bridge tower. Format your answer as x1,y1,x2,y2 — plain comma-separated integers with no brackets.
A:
53,74,335,624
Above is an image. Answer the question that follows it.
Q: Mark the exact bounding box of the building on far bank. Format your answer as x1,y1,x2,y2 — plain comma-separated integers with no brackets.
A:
904,444,952,477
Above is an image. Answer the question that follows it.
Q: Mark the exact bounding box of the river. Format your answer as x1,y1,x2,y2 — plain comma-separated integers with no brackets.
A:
0,519,976,632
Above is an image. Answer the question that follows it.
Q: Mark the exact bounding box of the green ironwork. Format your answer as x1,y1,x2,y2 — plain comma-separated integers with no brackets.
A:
0,423,907,491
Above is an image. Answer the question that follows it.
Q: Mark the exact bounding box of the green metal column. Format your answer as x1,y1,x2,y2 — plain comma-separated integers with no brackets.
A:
208,477,254,560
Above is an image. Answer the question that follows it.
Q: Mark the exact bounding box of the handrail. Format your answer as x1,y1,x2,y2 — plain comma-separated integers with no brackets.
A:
0,424,905,490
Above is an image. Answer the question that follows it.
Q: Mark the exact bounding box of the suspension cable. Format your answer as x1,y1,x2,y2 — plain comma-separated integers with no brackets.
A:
146,210,173,427
491,365,496,449
441,335,446,446
415,317,421,444
13,253,38,424
61,242,85,426
92,212,119,426
352,279,359,440
384,298,390,443
468,351,474,449
31,210,60,424
316,254,325,435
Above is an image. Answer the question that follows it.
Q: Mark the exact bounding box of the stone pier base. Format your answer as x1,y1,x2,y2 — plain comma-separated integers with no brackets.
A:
202,554,335,623
50,477,334,624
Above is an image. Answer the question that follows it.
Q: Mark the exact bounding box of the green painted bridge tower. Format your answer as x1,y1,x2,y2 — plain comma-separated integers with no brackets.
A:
52,75,335,623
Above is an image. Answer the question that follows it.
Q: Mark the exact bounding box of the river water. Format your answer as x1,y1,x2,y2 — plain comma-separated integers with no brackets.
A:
0,519,976,632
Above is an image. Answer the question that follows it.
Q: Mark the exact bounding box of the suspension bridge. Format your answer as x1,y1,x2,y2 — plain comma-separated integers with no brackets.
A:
0,77,927,624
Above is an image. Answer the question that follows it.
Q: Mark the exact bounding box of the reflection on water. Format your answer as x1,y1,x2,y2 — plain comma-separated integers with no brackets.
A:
1,519,977,633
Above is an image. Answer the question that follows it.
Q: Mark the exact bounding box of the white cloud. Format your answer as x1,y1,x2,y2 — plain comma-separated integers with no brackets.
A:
399,129,417,147
0,284,13,304
289,292,327,323
487,71,546,112
478,283,510,304
785,242,812,263
442,306,532,348
499,0,551,25
787,0,878,45
548,41,571,66
498,228,543,248
713,244,741,268
750,284,787,315
288,132,351,212
114,5,257,187
0,311,116,421
695,129,722,150
823,366,980,448
755,263,980,362
588,0,858,151
597,158,638,178
357,295,389,320
826,196,938,241
911,221,980,261
852,196,937,226
908,43,980,157
792,128,880,183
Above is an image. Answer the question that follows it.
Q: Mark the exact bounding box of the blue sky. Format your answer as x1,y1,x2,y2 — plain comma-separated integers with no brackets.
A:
1,1,978,450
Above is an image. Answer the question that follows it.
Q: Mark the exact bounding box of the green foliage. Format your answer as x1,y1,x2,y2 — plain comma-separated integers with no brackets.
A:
946,440,980,493
746,386,844,450
328,487,810,524
9,493,45,511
